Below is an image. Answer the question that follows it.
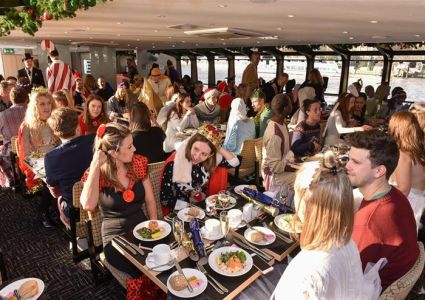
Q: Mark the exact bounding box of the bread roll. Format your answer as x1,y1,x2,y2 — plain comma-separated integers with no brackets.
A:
170,274,188,291
249,231,264,242
18,280,38,299
188,207,200,217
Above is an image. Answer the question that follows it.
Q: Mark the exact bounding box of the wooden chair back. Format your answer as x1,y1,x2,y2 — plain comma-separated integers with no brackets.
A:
148,161,165,219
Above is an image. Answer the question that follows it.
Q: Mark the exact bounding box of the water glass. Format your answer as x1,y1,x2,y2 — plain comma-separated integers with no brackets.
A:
220,211,230,238
172,218,184,246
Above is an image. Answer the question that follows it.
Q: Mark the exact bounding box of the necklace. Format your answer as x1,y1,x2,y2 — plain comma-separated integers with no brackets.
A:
122,174,136,203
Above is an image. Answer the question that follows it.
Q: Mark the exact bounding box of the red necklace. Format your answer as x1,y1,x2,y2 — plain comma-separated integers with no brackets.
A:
122,175,136,203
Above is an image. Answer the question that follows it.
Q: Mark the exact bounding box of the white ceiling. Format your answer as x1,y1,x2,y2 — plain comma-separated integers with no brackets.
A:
1,0,425,51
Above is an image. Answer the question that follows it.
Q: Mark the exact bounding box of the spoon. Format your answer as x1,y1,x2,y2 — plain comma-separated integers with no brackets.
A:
147,258,176,270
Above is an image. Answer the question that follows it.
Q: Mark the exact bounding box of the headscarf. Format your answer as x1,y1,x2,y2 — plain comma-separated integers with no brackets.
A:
225,98,247,144
347,84,359,97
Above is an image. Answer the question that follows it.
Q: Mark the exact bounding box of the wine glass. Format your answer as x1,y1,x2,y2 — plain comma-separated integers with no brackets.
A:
172,218,184,246
220,211,230,238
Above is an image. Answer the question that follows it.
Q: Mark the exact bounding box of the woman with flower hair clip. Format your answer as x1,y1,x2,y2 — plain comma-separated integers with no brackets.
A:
272,150,385,299
80,122,158,280
160,123,239,213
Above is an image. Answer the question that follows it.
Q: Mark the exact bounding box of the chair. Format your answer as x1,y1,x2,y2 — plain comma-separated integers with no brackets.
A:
379,241,425,300
0,250,8,285
9,136,25,190
254,137,264,187
147,161,165,219
228,137,262,183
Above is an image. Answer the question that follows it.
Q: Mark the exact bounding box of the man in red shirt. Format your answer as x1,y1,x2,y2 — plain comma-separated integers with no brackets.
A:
346,130,419,291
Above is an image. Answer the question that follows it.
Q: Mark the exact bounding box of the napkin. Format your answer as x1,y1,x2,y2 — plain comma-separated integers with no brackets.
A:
189,218,206,257
242,188,286,213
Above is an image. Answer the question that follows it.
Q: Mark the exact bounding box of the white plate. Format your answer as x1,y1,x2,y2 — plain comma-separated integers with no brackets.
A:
0,278,44,300
208,246,253,277
244,226,276,246
274,214,302,234
145,252,176,272
166,268,207,298
133,220,172,241
234,185,249,195
206,195,237,210
200,226,224,241
177,207,206,223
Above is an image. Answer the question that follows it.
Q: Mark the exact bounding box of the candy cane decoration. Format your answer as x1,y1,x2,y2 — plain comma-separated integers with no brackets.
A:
40,39,55,53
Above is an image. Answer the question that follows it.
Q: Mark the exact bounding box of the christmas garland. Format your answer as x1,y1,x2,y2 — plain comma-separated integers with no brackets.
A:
0,0,111,37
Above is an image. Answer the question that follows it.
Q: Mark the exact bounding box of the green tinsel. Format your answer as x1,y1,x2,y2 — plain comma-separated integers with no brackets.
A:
0,0,111,36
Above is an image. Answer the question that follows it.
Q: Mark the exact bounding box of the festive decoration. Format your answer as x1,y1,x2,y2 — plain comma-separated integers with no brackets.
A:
96,124,106,138
0,0,111,36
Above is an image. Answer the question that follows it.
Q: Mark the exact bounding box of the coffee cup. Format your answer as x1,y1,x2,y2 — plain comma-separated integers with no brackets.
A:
228,209,243,228
220,124,227,131
147,244,171,265
204,219,221,237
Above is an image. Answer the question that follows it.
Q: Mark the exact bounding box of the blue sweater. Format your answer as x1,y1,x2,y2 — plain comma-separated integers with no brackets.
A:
291,121,321,157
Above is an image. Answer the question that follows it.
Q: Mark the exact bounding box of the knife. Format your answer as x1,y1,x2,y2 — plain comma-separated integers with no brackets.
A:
262,222,293,244
175,262,194,293
113,237,137,255
232,238,271,261
118,236,145,256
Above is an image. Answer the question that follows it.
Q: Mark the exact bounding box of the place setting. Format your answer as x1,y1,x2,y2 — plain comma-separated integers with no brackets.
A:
0,278,45,300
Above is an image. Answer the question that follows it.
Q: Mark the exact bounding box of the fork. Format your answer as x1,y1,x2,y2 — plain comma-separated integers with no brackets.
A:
197,257,229,293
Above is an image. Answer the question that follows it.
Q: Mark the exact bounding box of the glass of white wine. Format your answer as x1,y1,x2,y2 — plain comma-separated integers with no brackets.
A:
172,218,184,246
220,211,230,238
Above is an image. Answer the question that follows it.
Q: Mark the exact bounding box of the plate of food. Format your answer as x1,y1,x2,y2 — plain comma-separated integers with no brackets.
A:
177,207,205,222
167,268,207,298
133,220,171,241
0,278,44,300
244,226,276,246
208,246,253,277
234,185,257,195
206,194,237,210
274,214,302,234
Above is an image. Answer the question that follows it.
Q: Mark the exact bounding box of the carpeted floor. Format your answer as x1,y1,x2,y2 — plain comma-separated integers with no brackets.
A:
1,188,424,300
0,189,125,300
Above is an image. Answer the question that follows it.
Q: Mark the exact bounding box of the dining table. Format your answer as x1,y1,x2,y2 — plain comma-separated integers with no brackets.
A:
112,188,300,300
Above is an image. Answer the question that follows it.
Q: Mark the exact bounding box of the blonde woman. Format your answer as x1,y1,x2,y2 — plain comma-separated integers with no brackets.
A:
81,122,157,279
272,151,383,299
388,112,425,228
107,82,129,120
18,88,58,190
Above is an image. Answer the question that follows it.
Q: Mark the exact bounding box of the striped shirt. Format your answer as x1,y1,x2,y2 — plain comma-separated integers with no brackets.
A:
46,58,75,93
0,104,26,144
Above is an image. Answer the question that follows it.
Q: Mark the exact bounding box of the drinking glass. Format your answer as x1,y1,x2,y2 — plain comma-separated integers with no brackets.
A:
172,218,184,246
220,211,230,238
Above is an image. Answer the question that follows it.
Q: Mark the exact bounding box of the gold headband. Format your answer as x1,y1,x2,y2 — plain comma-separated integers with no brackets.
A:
197,124,224,150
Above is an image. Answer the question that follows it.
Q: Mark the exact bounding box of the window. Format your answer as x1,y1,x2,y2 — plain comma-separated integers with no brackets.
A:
181,56,191,77
348,55,383,93
197,56,208,85
390,55,425,103
314,56,341,94
215,56,228,83
284,56,307,86
234,55,249,85
257,56,276,82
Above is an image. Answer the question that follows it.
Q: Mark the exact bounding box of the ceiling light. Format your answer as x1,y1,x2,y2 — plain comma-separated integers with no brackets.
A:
136,38,140,41
415,34,421,37
68,39,72,42
342,31,348,34
128,44,130,46
117,22,122,25
256,41,261,44
172,45,175,47
370,20,378,24
182,41,186,43
222,42,226,45
371,35,389,39
64,31,68,34
168,36,172,39
250,0,277,3
195,43,199,46
117,34,121,36
276,27,283,31
89,37,93,39
349,36,354,40
217,4,227,8
152,46,156,49
154,30,158,33
287,14,295,18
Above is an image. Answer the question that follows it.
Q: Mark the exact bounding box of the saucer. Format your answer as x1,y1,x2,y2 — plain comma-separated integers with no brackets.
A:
145,252,176,272
200,226,224,241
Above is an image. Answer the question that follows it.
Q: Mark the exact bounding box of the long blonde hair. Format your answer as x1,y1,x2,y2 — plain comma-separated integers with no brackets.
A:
24,90,55,145
295,151,354,251
388,112,425,166
94,122,135,189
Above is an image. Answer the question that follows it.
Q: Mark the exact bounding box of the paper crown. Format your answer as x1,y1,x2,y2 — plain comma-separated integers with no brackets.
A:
197,124,224,150
251,88,265,99
30,86,48,97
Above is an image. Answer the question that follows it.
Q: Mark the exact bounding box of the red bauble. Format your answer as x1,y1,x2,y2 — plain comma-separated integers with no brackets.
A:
43,12,52,20
27,7,34,15
123,189,135,203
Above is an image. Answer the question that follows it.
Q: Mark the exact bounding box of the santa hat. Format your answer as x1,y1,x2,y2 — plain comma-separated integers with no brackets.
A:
217,81,229,93
201,88,219,100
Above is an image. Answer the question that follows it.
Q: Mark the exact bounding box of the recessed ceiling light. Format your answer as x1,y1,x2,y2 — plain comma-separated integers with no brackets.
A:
220,38,225,41
222,42,226,45
136,38,140,41
195,43,199,46
415,34,421,37
168,36,172,39
287,14,295,18
349,36,354,40
110,41,114,43
127,44,130,46
68,39,72,42
182,41,185,43
64,31,68,34
342,31,348,34
117,34,121,36
256,41,261,44
371,35,389,39
117,22,121,25
217,4,227,8
152,46,156,49
276,27,283,31
154,30,158,33
370,20,378,24
172,45,175,48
